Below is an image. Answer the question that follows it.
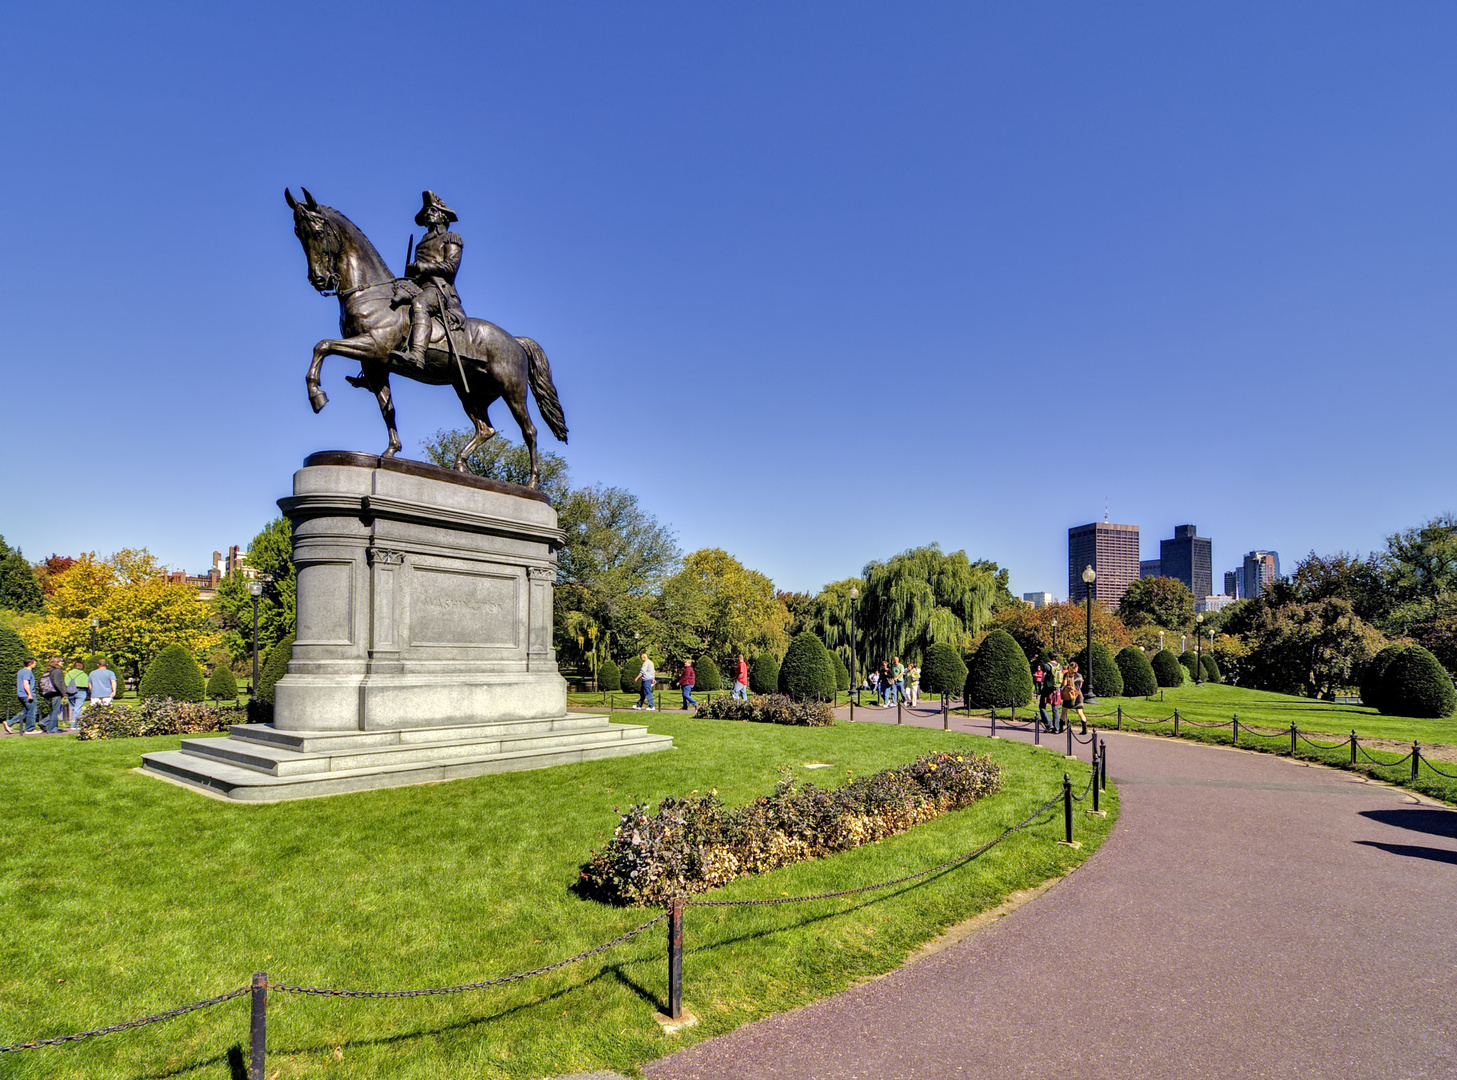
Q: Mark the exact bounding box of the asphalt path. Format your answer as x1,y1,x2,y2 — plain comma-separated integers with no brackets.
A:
645,701,1457,1080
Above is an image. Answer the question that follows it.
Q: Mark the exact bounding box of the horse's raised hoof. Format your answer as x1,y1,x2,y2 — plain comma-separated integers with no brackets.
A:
382,447,398,460
345,374,368,389
309,388,329,413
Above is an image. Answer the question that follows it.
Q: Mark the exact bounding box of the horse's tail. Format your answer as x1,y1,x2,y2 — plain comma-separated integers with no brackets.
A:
518,336,569,443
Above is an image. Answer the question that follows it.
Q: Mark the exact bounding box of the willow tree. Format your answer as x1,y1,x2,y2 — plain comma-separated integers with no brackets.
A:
858,545,1009,666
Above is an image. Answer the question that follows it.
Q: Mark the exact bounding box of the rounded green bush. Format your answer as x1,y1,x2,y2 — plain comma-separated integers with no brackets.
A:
830,650,849,693
694,655,722,692
1383,645,1456,718
1201,655,1221,684
1116,646,1158,697
1152,649,1185,688
1362,644,1402,712
778,633,836,701
1179,650,1200,680
598,659,620,694
965,629,1034,708
750,653,780,695
85,654,112,673
139,644,206,703
257,633,295,706
206,664,239,702
1075,641,1123,698
916,642,964,698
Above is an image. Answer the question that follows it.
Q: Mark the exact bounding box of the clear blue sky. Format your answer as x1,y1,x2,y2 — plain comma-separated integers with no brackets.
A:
3,2,1453,598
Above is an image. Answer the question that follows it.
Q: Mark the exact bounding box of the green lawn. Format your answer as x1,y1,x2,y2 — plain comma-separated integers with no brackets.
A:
0,714,1113,1079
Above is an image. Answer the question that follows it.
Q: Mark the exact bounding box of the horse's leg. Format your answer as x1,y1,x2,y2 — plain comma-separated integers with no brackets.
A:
307,336,381,413
501,381,540,487
363,364,402,458
452,413,497,471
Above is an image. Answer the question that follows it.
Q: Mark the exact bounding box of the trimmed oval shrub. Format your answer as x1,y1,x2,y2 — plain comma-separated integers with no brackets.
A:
694,655,722,692
1383,645,1456,718
1075,641,1123,698
206,664,238,702
921,642,968,698
830,650,849,692
139,644,205,703
966,629,1034,708
1179,650,1200,680
750,652,780,695
1116,646,1158,697
598,659,620,694
1362,644,1402,712
778,632,836,701
1152,649,1185,688
257,634,295,706
1201,655,1221,684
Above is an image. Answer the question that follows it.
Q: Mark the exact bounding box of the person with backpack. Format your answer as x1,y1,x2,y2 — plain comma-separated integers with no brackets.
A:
64,659,88,729
38,657,67,734
1062,660,1088,729
1038,655,1064,733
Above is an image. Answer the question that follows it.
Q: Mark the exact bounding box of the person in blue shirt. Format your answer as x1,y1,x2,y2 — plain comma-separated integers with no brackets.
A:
10,658,39,734
88,660,118,705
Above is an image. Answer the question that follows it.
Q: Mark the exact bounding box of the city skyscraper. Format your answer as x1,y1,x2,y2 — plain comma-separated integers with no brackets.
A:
1068,521,1140,611
1242,550,1281,598
1159,524,1213,599
1140,559,1162,579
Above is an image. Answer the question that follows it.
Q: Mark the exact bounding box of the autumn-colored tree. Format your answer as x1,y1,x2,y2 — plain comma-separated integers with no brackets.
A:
993,601,1130,664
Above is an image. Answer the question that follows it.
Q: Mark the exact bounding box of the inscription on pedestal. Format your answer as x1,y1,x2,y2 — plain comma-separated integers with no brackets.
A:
410,567,519,648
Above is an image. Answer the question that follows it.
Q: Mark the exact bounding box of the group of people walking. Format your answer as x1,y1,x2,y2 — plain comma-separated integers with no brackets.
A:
628,652,751,712
1034,656,1087,734
864,657,920,708
8,657,118,735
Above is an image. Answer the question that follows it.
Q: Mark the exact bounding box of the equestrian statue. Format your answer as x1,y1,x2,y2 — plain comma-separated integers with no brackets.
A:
286,188,568,487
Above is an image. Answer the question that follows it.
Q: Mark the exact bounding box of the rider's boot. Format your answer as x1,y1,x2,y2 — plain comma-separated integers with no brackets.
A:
389,316,430,370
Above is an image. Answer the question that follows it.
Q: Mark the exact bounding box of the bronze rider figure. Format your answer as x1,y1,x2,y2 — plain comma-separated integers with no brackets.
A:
390,190,466,369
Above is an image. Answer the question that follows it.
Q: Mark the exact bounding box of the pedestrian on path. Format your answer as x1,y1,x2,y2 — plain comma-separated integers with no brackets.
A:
10,658,38,734
1062,660,1087,728
88,660,117,706
64,658,87,729
632,652,656,710
891,657,906,706
905,661,921,707
677,659,698,711
1038,655,1063,733
732,653,749,701
39,657,67,733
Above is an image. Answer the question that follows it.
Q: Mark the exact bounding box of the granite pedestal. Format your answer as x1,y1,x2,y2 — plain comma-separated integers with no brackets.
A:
142,452,671,800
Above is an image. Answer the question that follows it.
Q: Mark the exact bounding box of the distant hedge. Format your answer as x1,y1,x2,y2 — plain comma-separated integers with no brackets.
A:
694,656,722,692
598,659,621,694
921,642,968,698
1383,645,1456,719
139,644,205,703
1151,649,1184,688
750,653,780,695
206,665,239,702
1116,646,1158,697
966,630,1033,709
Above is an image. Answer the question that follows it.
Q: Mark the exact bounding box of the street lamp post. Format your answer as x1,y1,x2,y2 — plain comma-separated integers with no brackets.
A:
849,586,860,705
1081,565,1098,704
89,616,99,654
1195,613,1205,685
1051,616,1058,654
247,580,263,697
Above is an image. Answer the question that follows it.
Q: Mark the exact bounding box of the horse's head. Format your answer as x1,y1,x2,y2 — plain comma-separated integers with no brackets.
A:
286,187,342,294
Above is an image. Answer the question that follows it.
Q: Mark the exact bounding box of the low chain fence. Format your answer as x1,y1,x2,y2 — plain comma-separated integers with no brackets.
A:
0,753,1107,1076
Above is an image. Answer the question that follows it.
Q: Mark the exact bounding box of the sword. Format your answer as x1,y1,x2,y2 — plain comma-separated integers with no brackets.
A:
404,234,414,274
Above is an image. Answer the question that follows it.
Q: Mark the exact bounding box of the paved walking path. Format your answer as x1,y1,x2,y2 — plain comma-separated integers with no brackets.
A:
645,702,1457,1080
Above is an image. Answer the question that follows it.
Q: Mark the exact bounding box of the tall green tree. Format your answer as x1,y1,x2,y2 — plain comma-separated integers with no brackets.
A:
658,549,787,665
210,517,296,666
1117,576,1195,630
1385,514,1457,621
859,545,1008,665
0,536,43,613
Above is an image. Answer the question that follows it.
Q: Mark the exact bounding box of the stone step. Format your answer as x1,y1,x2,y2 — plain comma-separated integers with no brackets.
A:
180,722,652,776
140,732,674,802
227,713,607,753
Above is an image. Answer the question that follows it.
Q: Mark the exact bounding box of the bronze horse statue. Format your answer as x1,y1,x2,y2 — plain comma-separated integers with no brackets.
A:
286,188,567,487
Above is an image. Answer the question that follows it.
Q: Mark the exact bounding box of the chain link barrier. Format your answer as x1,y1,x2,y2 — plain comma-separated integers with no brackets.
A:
1297,732,1350,751
271,912,669,999
1417,755,1457,780
0,986,250,1054
1357,744,1413,769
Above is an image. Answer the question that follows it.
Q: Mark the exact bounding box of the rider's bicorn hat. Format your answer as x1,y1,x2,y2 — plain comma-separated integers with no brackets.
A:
415,190,458,226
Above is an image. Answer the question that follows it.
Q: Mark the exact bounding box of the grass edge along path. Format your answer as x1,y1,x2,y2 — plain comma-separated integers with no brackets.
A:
0,716,1114,1080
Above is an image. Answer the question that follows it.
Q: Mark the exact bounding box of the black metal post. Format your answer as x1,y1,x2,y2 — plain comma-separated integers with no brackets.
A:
1196,630,1202,686
1350,730,1357,766
1117,704,1122,730
1084,584,1097,703
1066,722,1072,756
249,972,267,1080
1412,741,1420,781
1062,774,1073,844
1290,722,1297,756
1232,713,1239,746
991,710,997,738
1034,718,1041,746
668,899,684,1020
849,696,854,722
1092,741,1100,813
942,695,948,730
849,597,858,707
896,696,902,725
1100,738,1108,790
90,623,98,654
249,595,260,699
1173,708,1179,737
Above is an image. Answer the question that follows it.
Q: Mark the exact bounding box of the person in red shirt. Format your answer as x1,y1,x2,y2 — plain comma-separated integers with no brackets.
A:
733,653,749,700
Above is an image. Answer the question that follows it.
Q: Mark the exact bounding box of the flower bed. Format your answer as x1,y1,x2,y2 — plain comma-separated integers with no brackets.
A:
77,700,243,740
696,693,834,726
579,751,1003,905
